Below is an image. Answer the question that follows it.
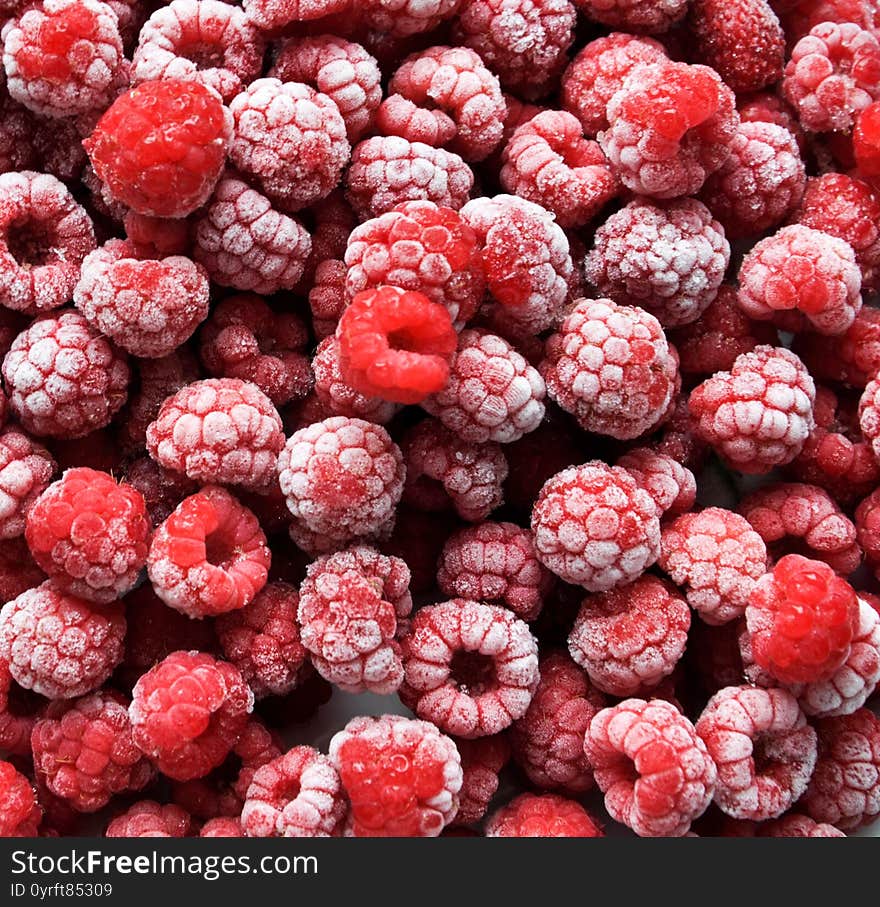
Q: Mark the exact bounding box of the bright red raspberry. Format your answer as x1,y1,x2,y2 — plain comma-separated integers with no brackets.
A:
486,792,602,837
105,800,191,837
0,171,96,315
0,761,41,836
586,699,716,837
2,0,126,118
793,305,880,389
758,814,845,838
147,485,270,619
240,0,348,32
783,22,880,133
803,708,880,830
615,448,695,519
780,0,880,45
131,0,264,103
600,61,738,199
401,418,507,522
346,136,473,220
84,79,232,218
541,298,677,439
309,258,347,340
451,735,509,825
0,581,124,698
298,546,412,695
0,427,55,541
853,100,880,184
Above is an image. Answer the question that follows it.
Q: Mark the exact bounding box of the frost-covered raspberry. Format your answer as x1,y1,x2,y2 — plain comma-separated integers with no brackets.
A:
105,800,191,837
586,699,716,837
84,79,232,219
779,0,880,45
147,485,270,619
856,487,880,581
0,428,55,541
794,305,880,390
308,259,346,340
131,0,264,103
2,0,126,119
0,581,124,698
615,448,695,520
759,814,845,837
346,136,474,219
451,735,509,825
854,373,880,465
581,0,687,31
201,817,243,836
541,298,677,439
0,762,41,837
297,546,412,695
0,171,96,315
783,22,880,133
0,93,38,175
240,0,347,32
486,792,602,837
355,0,461,35
401,418,507,522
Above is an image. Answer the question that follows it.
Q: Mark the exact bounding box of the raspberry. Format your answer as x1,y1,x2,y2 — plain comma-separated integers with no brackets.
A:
193,176,312,294
241,746,345,837
336,286,458,405
853,101,880,184
0,761,41,836
84,79,232,219
0,94,39,174
0,581,124,698
541,298,677,439
346,136,474,219
0,427,55,541
131,0,264,103
499,110,618,229
357,0,461,36
0,171,96,314
600,61,738,199
105,800,191,837
853,373,880,466
294,190,355,295
580,0,687,31
2,0,126,118
270,36,382,143
793,306,880,390
746,554,859,685
380,505,460,595
453,0,575,100
615,448,696,519
758,814,845,838
783,22,880,133
401,418,507,522
201,817,243,836
780,0,880,45
309,259,347,340
803,709,880,830
0,656,39,755
586,699,716,837
278,416,405,548
399,598,539,738
330,714,462,837
452,735,509,824
738,91,806,149
240,0,348,33
856,487,880,581
147,485,270,619
486,792,602,837
146,378,284,492
689,345,816,474
297,545,412,694
739,482,861,575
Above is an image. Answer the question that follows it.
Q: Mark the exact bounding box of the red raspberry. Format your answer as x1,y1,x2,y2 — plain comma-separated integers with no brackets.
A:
452,735,509,825
738,90,806,148
0,656,40,756
240,0,348,33
131,0,264,103
579,0,686,31
453,0,575,100
758,814,845,837
241,746,345,837
84,79,232,218
2,0,126,118
854,373,880,465
0,761,41,836
0,94,39,174
346,136,474,219
278,416,405,548
401,418,507,522
400,598,539,738
330,714,462,837
853,100,880,184
123,211,191,258
541,298,677,440
0,171,96,315
856,487,880,579
600,61,738,199
0,427,55,541
358,0,461,36
486,792,602,837
783,22,880,133
105,800,191,837
746,553,859,685
193,176,312,294
201,817,243,836
147,485,270,619
780,0,880,45
500,110,618,229
586,699,716,837
615,448,696,519
297,545,412,694
0,581,124,698
308,259,347,340
294,190,356,296
793,305,880,389
803,708,880,830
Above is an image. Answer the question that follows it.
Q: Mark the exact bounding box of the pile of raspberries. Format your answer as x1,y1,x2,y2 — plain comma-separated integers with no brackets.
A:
4,0,880,840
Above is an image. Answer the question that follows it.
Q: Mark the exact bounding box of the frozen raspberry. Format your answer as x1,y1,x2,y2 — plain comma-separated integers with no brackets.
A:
294,190,355,294
0,171,96,315
346,136,474,219
357,0,461,36
0,761,41,836
758,814,845,837
201,817,243,836
379,504,460,595
853,100,880,184
779,0,880,45
121,211,190,259
0,655,41,758
193,176,312,294
0,581,124,698
278,416,405,548
783,22,880,133
147,485,270,619
240,0,348,33
856,487,880,579
803,708,880,830
0,427,55,541
2,0,126,119
586,699,716,837
401,418,507,522
105,800,191,837
580,0,686,31
794,305,880,389
84,79,232,218
486,792,602,837
615,448,696,519
451,735,508,825
132,0,264,103
738,90,806,146
308,259,346,340
541,298,677,440
0,95,39,174
853,373,880,467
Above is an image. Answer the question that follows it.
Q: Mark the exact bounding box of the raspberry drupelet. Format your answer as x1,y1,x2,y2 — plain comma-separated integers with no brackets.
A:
486,793,602,837
84,79,232,219
400,598,539,738
297,545,412,695
0,762,41,837
0,427,55,540
131,0,264,103
240,0,348,33
105,800,192,837
758,814,845,838
147,485,270,619
541,298,678,440
793,306,880,389
615,448,696,519
451,735,509,825
586,699,716,837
